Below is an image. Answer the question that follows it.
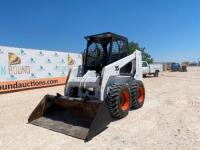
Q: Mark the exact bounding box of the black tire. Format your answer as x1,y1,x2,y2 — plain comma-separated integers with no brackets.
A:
106,84,131,119
154,71,159,77
129,80,145,109
143,74,147,78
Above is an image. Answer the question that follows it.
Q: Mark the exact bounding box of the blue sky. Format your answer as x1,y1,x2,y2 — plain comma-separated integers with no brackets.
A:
0,0,200,62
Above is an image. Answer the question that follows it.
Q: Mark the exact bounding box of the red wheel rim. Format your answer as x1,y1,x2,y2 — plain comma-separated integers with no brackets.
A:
120,90,130,111
138,86,145,103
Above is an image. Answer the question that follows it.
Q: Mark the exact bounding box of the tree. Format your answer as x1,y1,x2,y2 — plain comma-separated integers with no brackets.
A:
128,41,153,63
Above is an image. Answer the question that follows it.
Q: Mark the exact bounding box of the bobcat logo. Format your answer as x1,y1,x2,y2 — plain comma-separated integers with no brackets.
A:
115,66,119,71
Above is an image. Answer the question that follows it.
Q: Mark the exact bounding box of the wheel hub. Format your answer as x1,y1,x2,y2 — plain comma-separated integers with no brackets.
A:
120,90,130,111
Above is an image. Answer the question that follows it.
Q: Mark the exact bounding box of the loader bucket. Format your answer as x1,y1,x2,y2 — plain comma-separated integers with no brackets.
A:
28,95,112,141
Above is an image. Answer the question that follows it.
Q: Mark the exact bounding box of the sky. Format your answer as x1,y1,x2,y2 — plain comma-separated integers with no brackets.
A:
0,0,200,62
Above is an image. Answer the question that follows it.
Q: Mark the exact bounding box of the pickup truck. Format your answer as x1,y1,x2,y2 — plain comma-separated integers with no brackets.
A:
142,61,163,77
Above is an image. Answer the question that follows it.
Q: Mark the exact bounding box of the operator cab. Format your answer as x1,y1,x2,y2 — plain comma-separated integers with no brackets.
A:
83,32,129,74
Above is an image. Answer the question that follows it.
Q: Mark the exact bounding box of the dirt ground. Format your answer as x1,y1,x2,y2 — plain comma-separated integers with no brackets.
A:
0,67,200,150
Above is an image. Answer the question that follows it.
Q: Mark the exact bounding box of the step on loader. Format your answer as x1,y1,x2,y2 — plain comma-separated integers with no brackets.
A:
28,32,145,141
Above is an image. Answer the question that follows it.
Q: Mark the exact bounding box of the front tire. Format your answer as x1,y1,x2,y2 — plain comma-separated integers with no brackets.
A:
106,84,131,119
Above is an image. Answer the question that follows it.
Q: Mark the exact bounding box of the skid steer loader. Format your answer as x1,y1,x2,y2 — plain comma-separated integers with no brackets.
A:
28,32,145,141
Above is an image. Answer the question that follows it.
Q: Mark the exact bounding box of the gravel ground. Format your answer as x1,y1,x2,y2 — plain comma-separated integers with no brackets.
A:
0,67,200,150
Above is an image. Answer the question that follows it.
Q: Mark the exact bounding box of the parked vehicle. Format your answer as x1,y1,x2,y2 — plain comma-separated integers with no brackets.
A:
142,61,162,77
181,65,187,72
171,63,181,72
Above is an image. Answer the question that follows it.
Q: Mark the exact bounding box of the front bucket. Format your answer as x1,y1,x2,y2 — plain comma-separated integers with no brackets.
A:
28,95,112,141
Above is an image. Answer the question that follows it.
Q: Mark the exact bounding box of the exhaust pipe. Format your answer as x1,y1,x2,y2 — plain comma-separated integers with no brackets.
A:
28,95,112,141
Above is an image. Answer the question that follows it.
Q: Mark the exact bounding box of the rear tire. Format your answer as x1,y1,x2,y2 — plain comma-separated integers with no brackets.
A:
129,80,145,109
106,84,131,119
154,71,159,77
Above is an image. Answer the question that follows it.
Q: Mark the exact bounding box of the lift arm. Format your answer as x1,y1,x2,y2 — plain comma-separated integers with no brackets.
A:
100,50,142,101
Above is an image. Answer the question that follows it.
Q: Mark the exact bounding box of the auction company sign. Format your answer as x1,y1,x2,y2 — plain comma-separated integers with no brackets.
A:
0,46,82,93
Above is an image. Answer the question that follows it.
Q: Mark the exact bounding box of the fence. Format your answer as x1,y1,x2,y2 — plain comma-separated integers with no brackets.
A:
0,46,82,93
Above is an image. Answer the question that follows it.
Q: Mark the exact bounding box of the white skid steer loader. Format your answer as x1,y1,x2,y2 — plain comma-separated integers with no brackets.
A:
28,32,145,141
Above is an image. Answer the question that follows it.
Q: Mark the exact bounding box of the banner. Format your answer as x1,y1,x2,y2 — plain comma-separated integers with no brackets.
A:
0,46,82,93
